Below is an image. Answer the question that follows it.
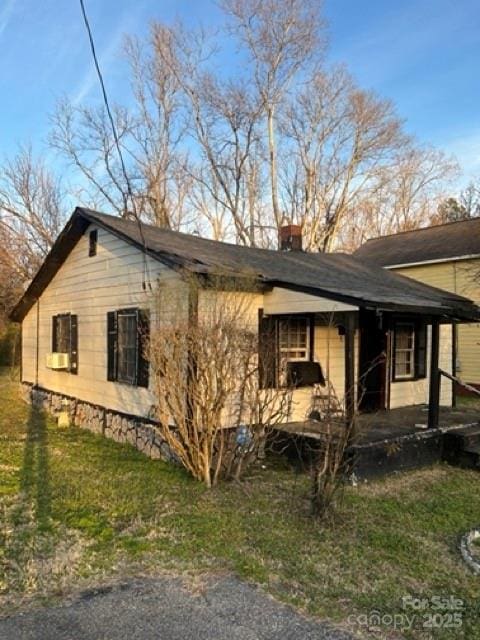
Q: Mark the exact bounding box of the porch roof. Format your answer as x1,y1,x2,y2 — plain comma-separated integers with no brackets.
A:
10,208,480,323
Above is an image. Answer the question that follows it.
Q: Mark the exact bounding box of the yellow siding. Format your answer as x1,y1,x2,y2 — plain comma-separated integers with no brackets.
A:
389,324,452,408
287,324,358,421
394,259,480,385
394,263,456,291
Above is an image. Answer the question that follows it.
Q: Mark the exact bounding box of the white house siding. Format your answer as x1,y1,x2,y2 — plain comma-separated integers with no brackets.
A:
21,227,453,425
389,324,452,409
21,224,184,417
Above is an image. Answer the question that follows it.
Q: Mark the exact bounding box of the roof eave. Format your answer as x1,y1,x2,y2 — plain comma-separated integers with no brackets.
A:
266,280,479,322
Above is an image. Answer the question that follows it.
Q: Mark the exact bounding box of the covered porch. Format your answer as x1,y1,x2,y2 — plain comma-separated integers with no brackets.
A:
262,284,479,477
263,285,461,431
275,403,480,444
269,403,480,479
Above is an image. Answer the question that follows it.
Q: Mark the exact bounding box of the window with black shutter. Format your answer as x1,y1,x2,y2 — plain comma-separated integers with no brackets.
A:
258,309,278,389
258,312,321,388
106,308,150,387
415,322,427,379
51,313,78,374
392,320,427,381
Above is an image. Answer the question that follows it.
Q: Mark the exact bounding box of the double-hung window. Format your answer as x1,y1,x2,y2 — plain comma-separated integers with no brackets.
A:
393,321,427,381
117,310,138,385
107,308,150,387
258,312,321,389
393,323,415,380
52,313,78,373
279,317,310,362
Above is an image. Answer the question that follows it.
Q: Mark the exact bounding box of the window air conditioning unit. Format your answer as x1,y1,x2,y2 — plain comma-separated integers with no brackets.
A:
46,353,70,370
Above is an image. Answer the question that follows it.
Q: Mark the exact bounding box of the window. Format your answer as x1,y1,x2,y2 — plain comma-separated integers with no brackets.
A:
88,229,98,256
279,317,310,361
117,311,138,384
258,312,321,389
393,323,415,379
393,321,427,381
52,313,78,374
107,308,149,387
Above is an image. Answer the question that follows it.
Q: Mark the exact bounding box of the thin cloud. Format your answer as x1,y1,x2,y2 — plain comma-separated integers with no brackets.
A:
72,27,124,106
0,0,16,38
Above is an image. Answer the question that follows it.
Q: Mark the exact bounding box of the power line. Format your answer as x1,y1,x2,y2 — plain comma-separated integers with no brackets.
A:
79,0,134,215
78,0,152,289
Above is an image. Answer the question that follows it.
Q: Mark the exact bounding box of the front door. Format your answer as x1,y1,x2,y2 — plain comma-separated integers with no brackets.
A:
358,310,388,412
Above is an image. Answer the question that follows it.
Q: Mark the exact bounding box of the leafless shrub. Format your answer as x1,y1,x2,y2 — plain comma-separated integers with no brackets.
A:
308,322,385,520
149,274,292,487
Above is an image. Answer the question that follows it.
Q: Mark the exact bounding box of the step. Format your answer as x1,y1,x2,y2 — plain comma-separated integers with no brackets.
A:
463,444,480,456
460,429,480,448
447,452,480,470
443,426,480,450
444,443,480,470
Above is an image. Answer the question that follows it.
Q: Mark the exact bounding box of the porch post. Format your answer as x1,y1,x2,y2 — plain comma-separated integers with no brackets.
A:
344,313,356,426
428,319,441,429
451,320,457,408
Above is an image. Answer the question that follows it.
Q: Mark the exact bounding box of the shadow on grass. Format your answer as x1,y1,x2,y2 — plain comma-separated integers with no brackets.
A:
19,402,51,531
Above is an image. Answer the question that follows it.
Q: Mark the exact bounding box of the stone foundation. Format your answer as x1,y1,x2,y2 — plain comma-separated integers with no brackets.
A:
21,383,173,461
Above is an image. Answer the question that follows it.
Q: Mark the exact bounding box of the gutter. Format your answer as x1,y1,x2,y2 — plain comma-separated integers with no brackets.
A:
384,254,480,270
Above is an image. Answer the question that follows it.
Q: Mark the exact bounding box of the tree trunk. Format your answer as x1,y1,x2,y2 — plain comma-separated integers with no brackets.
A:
267,106,281,227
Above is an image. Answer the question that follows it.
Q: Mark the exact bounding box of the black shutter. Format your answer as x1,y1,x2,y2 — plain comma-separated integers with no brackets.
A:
69,314,78,374
258,309,278,389
415,322,427,379
107,311,117,381
136,309,150,388
52,315,58,351
88,229,98,257
309,315,315,362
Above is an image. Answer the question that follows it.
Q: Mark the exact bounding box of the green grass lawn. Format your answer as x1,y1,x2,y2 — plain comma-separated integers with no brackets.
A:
1,370,479,639
458,395,480,411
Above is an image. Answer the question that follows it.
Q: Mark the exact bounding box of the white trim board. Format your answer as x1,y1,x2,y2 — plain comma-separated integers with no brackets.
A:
264,287,358,315
385,254,480,270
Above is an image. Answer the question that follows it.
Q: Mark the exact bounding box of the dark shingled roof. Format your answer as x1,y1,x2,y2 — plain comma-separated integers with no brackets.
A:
10,208,480,322
354,217,480,267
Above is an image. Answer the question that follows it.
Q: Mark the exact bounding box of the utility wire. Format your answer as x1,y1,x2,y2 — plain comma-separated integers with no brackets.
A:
78,0,152,289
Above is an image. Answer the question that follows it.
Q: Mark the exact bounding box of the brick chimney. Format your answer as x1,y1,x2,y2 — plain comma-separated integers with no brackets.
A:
279,224,302,251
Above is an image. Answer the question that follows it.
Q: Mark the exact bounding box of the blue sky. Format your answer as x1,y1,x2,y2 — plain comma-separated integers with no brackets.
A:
1,0,479,186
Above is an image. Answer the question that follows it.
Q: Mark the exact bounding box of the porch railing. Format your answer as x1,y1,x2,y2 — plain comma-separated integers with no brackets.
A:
439,368,480,398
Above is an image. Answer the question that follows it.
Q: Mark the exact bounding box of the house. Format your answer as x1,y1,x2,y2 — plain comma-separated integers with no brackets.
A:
355,218,480,395
10,208,480,470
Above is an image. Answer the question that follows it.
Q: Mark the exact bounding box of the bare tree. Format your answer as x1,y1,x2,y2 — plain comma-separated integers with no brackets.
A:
0,146,66,281
434,181,480,225
337,146,458,251
46,1,461,252
151,22,267,245
50,26,190,229
459,182,480,218
0,225,24,332
281,67,406,251
149,274,291,487
220,0,326,230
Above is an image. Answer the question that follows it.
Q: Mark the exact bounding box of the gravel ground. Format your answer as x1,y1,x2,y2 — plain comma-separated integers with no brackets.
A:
0,574,356,640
